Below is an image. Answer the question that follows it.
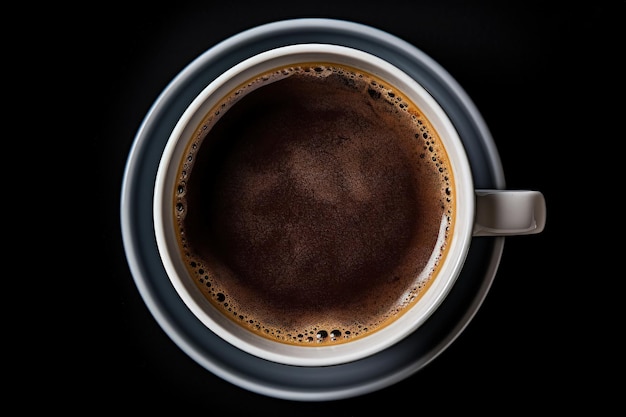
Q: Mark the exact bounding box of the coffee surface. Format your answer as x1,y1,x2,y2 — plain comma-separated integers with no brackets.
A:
174,63,454,345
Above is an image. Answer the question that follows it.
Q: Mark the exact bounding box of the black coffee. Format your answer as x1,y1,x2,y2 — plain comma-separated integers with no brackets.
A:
173,63,455,345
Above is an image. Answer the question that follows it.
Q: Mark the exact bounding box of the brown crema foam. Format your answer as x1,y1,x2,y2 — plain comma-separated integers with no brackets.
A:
174,63,454,345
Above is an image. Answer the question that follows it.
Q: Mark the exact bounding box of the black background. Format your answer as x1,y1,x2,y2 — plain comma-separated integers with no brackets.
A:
37,0,622,413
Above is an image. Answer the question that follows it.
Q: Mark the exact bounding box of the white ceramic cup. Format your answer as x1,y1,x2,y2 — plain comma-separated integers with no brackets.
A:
153,44,546,367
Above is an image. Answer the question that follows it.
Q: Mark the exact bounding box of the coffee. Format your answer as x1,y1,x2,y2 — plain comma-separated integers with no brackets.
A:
172,62,455,346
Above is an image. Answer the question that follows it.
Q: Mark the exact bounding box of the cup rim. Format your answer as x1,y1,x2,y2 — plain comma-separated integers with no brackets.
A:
153,43,475,367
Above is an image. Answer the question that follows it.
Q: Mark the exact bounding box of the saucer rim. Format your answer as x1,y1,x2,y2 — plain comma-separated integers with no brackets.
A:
120,17,505,401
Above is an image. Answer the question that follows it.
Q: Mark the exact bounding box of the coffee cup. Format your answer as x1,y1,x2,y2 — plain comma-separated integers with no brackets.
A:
153,43,546,367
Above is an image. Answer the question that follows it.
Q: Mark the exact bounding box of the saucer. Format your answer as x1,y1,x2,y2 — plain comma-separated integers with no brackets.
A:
120,18,505,401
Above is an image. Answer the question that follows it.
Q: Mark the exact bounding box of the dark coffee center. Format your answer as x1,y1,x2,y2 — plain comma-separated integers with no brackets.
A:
175,64,453,344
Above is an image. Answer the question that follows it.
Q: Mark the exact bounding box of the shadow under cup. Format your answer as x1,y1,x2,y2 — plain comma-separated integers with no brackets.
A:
154,44,476,367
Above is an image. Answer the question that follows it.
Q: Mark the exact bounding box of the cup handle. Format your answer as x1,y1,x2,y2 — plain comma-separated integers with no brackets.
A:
472,190,546,236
